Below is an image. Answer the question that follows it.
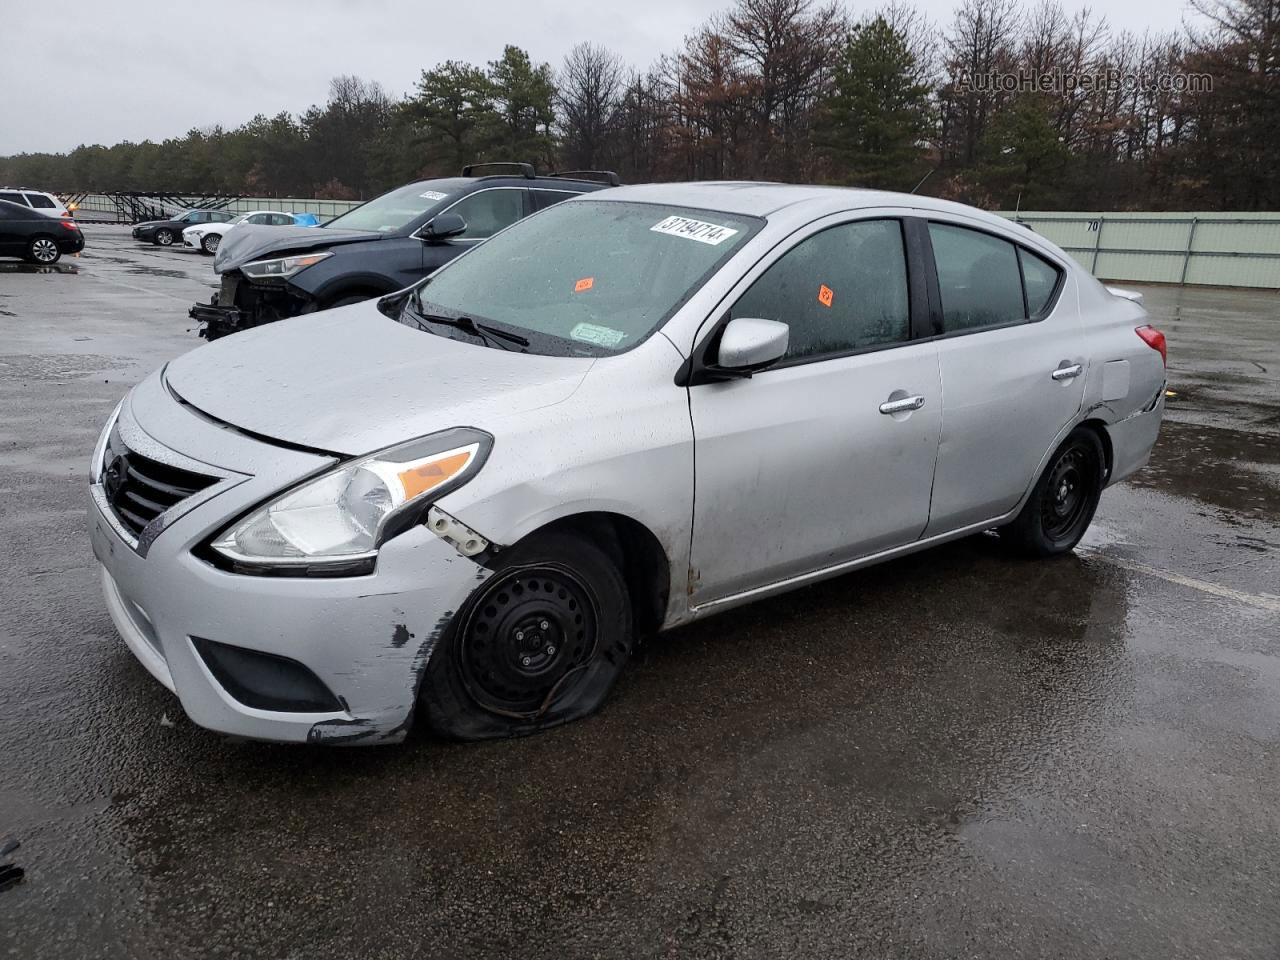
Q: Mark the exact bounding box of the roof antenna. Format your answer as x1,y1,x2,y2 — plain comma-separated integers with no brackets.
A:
910,168,935,194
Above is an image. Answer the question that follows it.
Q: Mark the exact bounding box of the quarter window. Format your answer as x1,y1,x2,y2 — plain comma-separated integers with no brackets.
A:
729,219,911,362
1020,247,1062,315
447,190,524,240
928,223,1025,332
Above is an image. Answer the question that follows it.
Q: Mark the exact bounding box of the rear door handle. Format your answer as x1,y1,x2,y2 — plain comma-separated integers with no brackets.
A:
879,394,926,415
1052,363,1083,381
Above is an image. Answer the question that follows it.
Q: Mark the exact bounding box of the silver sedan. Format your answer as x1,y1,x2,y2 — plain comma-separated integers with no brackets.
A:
87,183,1166,744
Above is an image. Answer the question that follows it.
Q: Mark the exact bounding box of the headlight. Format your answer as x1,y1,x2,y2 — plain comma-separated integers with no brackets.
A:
241,251,332,280
210,427,491,570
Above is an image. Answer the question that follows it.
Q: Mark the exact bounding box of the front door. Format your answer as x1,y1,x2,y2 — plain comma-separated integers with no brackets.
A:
688,217,942,605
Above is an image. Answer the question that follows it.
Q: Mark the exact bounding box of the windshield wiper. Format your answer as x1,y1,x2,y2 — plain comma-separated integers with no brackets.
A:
405,294,529,349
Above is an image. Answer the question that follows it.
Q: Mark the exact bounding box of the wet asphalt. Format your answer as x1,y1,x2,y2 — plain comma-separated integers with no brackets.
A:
1,226,1278,959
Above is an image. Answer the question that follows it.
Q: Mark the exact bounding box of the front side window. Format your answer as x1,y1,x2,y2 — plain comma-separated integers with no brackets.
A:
729,219,910,362
402,200,758,357
24,193,56,209
928,223,1025,332
446,190,525,240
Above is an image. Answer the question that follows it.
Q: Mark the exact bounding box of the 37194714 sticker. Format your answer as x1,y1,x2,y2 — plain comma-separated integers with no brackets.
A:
650,215,740,246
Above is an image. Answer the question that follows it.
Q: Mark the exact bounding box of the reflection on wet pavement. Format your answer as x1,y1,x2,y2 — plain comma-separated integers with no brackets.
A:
0,262,79,275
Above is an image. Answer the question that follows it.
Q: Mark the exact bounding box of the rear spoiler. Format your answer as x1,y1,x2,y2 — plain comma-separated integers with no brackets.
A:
1106,286,1144,306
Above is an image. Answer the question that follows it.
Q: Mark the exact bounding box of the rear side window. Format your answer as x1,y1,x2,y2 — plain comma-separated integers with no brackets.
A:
928,223,1025,332
0,191,26,205
730,219,911,362
24,193,56,208
212,211,234,222
532,189,581,211
1020,247,1062,315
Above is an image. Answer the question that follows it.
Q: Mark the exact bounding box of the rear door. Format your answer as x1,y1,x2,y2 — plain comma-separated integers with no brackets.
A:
688,215,942,604
922,219,1083,535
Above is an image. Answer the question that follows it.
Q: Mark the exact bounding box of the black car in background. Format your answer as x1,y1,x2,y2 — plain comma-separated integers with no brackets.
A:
189,163,619,339
133,208,235,246
0,198,84,263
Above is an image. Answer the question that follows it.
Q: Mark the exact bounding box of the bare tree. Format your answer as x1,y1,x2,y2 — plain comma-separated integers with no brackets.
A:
557,43,626,170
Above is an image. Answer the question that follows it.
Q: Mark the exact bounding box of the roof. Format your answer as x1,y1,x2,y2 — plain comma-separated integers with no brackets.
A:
590,181,1017,233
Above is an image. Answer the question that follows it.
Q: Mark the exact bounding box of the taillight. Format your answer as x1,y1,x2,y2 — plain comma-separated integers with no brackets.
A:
58,220,79,231
1136,325,1166,366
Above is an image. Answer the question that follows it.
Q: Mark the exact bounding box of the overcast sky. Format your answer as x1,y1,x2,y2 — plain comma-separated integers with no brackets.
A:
0,0,1195,156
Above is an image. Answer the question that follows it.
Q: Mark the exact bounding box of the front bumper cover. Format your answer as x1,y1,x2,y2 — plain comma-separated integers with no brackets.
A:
88,372,491,744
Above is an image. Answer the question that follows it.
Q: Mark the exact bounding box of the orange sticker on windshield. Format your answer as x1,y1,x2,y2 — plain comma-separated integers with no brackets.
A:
575,277,594,293
817,284,834,307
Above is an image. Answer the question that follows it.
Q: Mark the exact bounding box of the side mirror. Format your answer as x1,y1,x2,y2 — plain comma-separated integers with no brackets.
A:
421,212,467,243
715,317,789,373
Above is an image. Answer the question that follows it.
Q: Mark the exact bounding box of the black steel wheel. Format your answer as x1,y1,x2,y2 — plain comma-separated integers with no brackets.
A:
154,228,174,246
459,564,598,716
419,530,633,740
27,237,60,264
1002,427,1105,556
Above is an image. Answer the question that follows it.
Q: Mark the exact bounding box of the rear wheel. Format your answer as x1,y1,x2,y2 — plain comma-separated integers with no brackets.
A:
1002,427,1105,556
419,531,633,740
201,234,220,255
154,228,174,246
27,237,60,264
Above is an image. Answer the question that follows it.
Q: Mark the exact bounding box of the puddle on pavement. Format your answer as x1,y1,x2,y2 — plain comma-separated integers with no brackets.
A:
0,353,131,381
0,262,79,275
1127,419,1280,521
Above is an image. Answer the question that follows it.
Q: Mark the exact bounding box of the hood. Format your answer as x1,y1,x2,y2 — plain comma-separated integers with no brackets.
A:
214,223,384,273
135,219,172,229
163,303,593,455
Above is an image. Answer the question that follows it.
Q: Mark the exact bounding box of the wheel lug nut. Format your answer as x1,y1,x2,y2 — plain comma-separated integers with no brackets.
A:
546,645,556,655
515,630,524,641
521,656,532,667
540,620,550,630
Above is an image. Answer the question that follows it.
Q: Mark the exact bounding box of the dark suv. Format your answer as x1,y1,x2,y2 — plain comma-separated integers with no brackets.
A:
189,164,619,339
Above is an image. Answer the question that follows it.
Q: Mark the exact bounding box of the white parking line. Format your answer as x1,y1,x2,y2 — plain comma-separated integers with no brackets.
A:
1089,551,1280,613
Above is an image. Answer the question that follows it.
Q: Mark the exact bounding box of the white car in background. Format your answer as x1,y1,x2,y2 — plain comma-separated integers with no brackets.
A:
0,187,71,218
184,210,300,255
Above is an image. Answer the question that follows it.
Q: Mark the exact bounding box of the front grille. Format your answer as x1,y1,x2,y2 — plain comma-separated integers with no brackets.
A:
101,429,218,539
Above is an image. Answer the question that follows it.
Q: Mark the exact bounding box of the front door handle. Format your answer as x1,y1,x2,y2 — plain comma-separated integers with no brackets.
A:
1052,363,1083,381
879,394,926,415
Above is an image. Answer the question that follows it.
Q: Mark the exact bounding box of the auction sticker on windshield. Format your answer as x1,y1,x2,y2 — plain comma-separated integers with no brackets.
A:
419,191,449,201
650,215,739,246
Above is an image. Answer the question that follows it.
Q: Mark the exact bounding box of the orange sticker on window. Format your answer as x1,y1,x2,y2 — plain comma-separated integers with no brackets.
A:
574,277,594,293
817,284,834,307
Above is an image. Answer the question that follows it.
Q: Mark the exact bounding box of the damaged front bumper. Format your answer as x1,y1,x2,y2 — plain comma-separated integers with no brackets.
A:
88,373,491,744
190,272,314,340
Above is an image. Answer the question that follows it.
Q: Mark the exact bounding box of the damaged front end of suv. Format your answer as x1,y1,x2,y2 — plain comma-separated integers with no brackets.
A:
191,251,335,340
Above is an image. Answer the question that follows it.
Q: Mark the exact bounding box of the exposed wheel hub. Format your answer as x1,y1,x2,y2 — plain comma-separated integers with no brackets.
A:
459,565,597,716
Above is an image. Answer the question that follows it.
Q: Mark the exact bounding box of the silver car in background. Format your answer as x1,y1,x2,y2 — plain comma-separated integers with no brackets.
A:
87,183,1167,744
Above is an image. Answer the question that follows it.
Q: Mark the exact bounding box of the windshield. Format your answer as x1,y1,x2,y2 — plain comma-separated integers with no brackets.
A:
400,200,759,357
324,180,461,233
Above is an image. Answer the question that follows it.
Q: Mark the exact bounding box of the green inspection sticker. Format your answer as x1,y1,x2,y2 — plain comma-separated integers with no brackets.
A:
570,323,627,347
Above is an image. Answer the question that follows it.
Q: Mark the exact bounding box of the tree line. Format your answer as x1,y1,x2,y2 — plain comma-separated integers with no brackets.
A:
2,0,1276,211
